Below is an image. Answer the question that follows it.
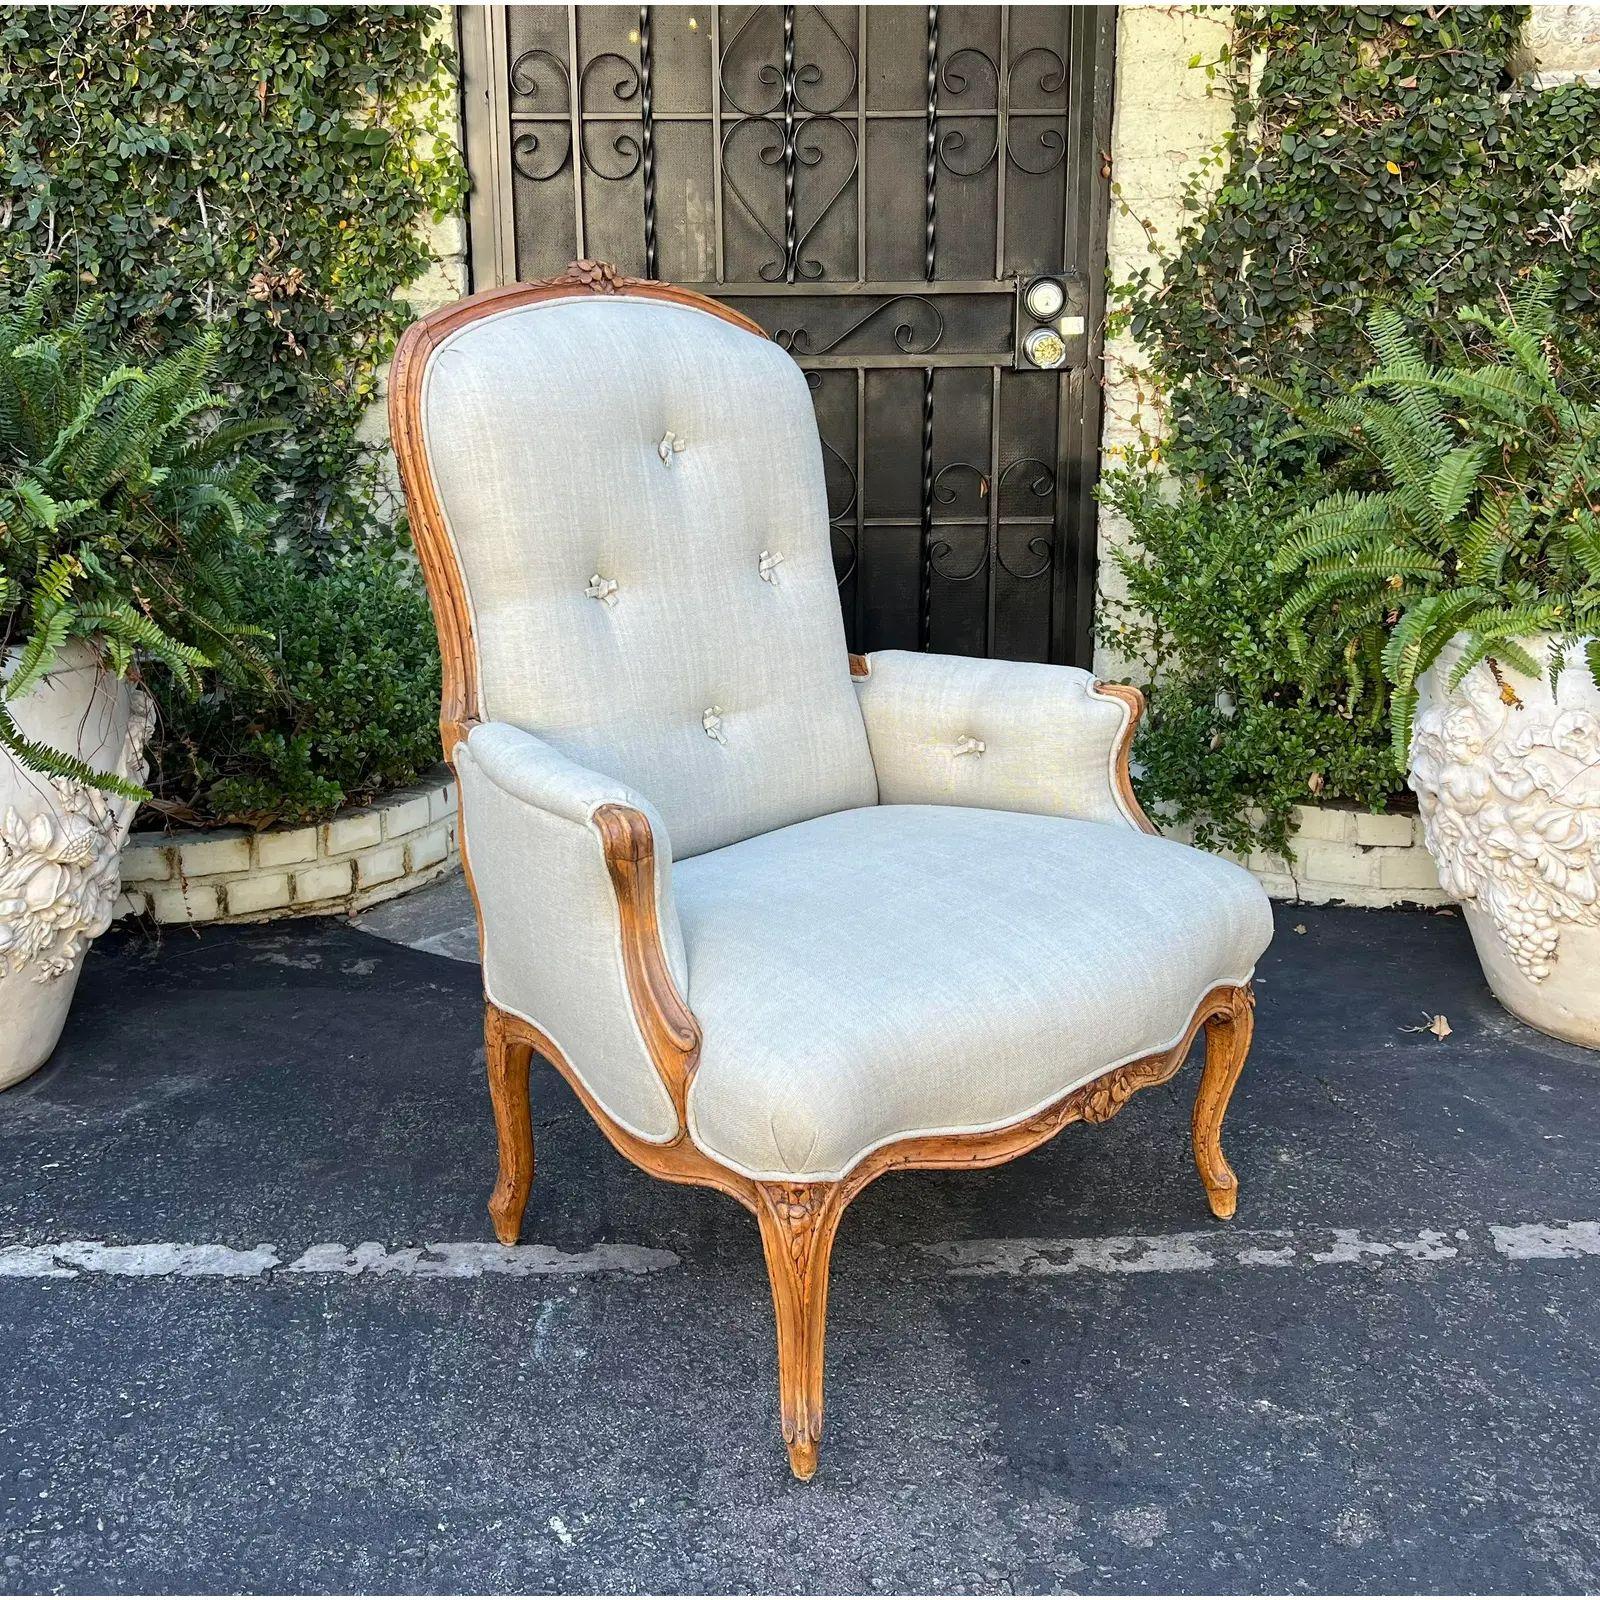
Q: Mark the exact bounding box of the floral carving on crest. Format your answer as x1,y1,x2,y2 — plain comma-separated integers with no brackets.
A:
550,259,635,295
0,688,154,983
1410,647,1600,982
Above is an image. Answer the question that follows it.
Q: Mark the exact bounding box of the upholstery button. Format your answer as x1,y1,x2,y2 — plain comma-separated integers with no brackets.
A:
952,735,986,758
759,550,785,585
585,573,619,608
657,429,687,465
702,706,727,745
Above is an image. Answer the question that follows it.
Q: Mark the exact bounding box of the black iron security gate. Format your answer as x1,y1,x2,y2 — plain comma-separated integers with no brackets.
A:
459,4,1115,665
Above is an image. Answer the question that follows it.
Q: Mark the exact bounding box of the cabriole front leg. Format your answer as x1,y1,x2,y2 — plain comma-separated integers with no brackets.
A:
1192,983,1256,1220
753,1180,845,1481
485,1005,536,1245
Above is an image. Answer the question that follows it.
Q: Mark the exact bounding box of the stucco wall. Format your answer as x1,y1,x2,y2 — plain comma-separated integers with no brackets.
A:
1093,5,1235,681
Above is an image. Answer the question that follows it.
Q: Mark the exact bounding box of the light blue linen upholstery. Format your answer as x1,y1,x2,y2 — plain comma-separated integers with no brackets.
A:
856,650,1140,826
421,294,878,860
675,804,1273,1181
457,721,685,1143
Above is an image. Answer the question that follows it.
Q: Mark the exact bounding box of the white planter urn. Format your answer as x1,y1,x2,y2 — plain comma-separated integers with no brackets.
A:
0,642,155,1089
1410,634,1600,1048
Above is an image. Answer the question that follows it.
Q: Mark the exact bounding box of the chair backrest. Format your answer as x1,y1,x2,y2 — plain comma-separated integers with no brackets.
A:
391,269,878,859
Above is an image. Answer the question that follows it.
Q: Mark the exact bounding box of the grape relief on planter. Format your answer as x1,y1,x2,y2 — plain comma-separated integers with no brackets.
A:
0,690,155,982
1409,649,1600,982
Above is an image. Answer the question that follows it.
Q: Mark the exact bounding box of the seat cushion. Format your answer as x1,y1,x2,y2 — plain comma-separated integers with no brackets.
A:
674,805,1273,1182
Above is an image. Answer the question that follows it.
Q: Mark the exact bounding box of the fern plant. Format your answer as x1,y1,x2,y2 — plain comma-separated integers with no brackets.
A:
0,277,277,797
1266,277,1600,765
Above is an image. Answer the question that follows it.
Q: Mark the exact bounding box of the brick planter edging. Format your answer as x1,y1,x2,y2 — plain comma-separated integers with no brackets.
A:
1168,802,1448,910
116,766,460,925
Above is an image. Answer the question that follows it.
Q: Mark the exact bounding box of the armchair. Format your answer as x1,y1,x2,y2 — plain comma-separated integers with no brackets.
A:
390,262,1273,1479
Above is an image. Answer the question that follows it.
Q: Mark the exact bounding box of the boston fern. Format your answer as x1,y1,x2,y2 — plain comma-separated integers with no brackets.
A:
0,278,276,797
1267,278,1600,765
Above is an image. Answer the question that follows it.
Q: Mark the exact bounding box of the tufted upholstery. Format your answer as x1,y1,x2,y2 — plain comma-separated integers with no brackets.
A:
420,294,878,859
855,650,1141,827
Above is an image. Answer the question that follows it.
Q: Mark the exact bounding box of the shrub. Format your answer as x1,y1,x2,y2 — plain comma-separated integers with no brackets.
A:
1101,469,1402,855
1,278,274,796
3,7,463,827
146,546,441,829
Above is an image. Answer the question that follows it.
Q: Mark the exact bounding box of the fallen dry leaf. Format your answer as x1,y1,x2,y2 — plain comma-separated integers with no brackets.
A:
1400,1012,1452,1040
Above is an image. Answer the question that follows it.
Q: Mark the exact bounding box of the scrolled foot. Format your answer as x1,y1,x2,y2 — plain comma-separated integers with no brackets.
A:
785,1427,821,1482
1201,1166,1238,1222
489,1181,529,1247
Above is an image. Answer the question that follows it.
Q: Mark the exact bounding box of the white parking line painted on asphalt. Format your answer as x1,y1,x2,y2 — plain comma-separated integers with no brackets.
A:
0,1239,680,1280
923,1221,1600,1276
1490,1220,1600,1259
0,1222,1596,1281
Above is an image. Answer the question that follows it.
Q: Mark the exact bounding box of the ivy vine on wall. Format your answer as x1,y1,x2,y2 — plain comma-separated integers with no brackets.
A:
1119,4,1599,481
0,4,464,553
1101,5,1600,855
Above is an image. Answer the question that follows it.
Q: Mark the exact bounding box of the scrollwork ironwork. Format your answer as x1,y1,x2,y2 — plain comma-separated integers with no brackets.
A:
793,6,858,116
580,50,641,110
996,530,1053,581
512,128,572,183
510,46,569,103
577,52,644,182
941,46,997,103
938,123,999,179
583,128,644,182
933,461,989,511
718,7,785,118
995,458,1056,580
1007,125,1065,177
997,455,1055,509
929,528,989,585
804,373,859,591
1005,45,1067,176
772,294,944,357
790,116,857,279
1009,45,1066,103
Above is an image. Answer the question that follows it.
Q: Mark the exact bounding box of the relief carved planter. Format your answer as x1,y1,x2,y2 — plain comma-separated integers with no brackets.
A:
0,642,154,1089
1411,635,1600,1048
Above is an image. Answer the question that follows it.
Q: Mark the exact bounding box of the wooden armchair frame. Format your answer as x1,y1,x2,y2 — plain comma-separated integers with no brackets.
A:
389,262,1256,1480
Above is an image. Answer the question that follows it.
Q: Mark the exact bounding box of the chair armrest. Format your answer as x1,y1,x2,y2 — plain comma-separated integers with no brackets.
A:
852,650,1155,832
454,721,700,1143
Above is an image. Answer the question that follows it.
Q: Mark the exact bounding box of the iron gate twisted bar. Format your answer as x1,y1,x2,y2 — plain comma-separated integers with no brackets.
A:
919,4,939,652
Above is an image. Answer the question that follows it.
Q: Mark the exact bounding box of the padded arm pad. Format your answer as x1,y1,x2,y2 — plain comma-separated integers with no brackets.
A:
455,721,688,1143
853,650,1146,830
